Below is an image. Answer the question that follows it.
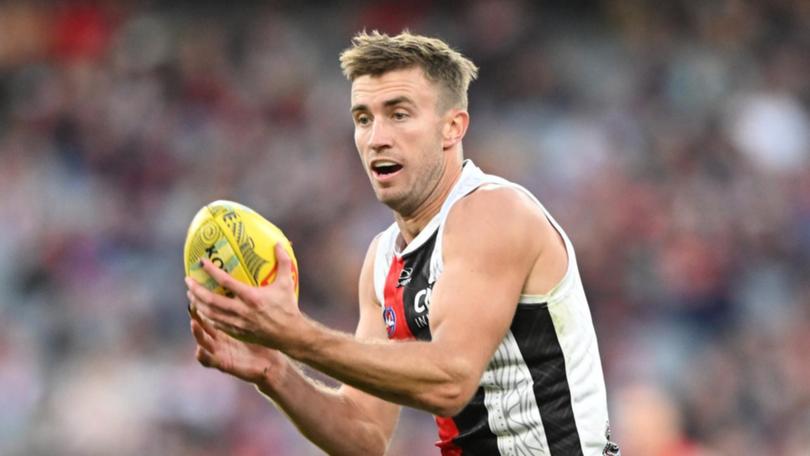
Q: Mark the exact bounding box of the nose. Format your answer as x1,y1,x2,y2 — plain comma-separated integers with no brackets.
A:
367,118,392,153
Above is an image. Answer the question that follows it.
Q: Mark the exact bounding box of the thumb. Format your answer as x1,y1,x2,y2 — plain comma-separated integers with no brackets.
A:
274,242,297,288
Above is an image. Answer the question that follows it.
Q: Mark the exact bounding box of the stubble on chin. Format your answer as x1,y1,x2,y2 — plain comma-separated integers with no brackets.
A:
372,185,415,216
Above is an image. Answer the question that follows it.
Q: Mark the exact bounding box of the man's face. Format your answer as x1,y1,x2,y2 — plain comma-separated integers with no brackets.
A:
350,67,448,216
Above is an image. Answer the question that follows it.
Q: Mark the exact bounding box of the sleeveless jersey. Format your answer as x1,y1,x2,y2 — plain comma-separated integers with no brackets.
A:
372,161,619,456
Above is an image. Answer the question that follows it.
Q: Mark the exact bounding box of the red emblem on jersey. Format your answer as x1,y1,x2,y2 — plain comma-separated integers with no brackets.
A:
383,256,414,340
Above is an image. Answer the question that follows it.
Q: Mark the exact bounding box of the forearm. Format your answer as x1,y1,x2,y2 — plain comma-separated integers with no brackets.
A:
257,360,392,456
286,319,473,416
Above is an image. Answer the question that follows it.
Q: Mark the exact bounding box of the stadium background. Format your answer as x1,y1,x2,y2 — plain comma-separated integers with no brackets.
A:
0,1,808,454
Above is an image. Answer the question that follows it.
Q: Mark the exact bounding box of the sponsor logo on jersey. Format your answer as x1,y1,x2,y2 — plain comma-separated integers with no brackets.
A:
412,286,432,329
397,267,414,287
414,287,431,313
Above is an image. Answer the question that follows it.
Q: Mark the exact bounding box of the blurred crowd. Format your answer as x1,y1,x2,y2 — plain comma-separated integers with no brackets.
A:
0,1,808,455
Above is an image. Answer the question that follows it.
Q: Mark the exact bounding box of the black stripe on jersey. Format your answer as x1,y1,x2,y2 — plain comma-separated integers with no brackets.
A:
512,303,583,456
399,232,437,341
451,386,499,455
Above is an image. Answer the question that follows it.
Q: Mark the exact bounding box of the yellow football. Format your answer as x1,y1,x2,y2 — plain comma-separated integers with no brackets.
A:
183,200,298,297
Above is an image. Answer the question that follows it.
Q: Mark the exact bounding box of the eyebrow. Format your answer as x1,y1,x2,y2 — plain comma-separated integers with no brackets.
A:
350,96,416,114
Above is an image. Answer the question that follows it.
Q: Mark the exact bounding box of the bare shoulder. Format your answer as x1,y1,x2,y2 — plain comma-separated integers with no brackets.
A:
443,184,567,295
363,233,382,264
455,184,544,218
445,184,548,244
358,234,382,306
442,186,544,262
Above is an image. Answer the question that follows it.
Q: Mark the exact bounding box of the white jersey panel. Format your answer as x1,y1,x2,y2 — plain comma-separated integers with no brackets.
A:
482,330,551,455
371,160,615,455
372,224,398,306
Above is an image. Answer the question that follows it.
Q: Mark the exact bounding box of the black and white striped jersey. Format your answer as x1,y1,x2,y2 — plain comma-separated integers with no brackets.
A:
373,161,619,456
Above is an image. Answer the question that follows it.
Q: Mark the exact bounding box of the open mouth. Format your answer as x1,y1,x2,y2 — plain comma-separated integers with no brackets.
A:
371,161,403,177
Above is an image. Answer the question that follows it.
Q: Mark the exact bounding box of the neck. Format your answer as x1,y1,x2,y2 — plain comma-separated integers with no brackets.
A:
395,159,464,245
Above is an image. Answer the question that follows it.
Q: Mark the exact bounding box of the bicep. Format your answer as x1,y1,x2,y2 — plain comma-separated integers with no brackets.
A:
428,189,542,393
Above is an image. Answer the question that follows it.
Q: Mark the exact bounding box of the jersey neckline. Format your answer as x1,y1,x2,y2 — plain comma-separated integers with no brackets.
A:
393,160,480,258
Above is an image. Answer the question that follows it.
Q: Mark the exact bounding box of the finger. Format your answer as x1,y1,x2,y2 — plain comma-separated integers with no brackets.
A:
196,345,217,369
209,317,252,342
186,276,242,319
274,243,295,287
187,290,199,317
191,318,216,352
188,291,221,340
200,258,253,299
194,303,252,341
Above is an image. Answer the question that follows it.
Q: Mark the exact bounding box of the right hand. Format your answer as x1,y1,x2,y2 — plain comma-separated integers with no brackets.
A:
189,293,287,388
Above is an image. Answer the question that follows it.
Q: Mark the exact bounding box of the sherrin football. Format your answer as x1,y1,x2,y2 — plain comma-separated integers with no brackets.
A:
183,200,298,297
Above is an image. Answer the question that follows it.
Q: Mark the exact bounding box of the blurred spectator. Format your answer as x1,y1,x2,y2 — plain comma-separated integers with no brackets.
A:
613,382,708,456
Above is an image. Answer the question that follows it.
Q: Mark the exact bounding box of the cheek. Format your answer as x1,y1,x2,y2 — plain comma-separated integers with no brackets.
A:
354,130,367,158
404,124,433,152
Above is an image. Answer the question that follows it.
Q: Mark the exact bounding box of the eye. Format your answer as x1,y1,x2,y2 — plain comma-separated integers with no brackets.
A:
355,113,371,126
392,111,409,121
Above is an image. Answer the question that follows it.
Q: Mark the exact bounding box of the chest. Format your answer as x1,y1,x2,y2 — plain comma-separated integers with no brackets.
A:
382,233,436,341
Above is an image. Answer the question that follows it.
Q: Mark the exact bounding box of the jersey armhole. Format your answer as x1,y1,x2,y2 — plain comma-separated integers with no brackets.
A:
372,228,396,306
431,181,578,304
519,196,578,304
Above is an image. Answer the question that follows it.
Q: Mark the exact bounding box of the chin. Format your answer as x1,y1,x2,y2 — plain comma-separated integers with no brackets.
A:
376,192,400,208
376,190,408,212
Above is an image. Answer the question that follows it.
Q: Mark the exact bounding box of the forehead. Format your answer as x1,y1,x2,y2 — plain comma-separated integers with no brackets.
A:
350,67,439,107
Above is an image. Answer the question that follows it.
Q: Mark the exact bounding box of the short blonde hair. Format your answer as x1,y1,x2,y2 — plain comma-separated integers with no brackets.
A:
340,30,479,110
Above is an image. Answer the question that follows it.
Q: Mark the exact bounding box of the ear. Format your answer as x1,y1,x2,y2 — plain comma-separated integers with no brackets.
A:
442,109,469,150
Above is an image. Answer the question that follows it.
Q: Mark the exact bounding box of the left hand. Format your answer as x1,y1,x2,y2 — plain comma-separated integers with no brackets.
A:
186,243,301,349
188,299,289,389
